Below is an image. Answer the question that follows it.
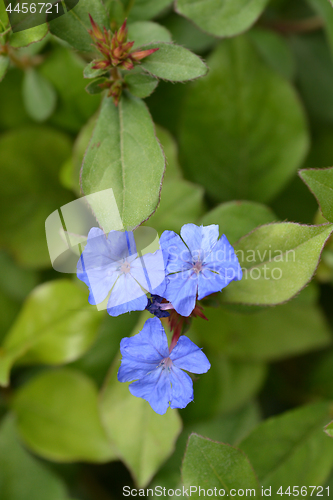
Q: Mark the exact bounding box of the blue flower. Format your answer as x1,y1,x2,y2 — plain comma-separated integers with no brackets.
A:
146,295,170,318
77,228,165,317
117,317,210,415
159,224,242,317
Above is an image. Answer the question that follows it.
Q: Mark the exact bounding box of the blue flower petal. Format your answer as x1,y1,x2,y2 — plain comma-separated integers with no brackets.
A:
197,267,227,301
85,267,119,305
107,273,147,316
117,354,158,383
119,317,169,361
107,230,136,261
164,270,198,317
160,230,192,274
129,367,171,415
180,224,219,260
204,235,242,280
141,251,166,295
169,366,194,409
78,228,114,270
170,336,211,374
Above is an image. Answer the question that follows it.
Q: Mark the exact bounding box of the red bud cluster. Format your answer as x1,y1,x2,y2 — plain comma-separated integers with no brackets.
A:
88,15,159,72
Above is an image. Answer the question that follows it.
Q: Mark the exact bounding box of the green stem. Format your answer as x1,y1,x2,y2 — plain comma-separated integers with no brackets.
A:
263,16,324,34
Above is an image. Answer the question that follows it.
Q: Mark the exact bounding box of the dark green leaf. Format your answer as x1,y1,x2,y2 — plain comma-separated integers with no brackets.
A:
240,402,333,490
182,434,260,499
0,126,73,267
0,54,9,82
0,415,70,500
179,37,309,203
49,0,109,52
140,42,208,82
81,93,165,230
13,368,115,462
85,77,107,94
176,0,269,38
22,68,57,122
83,61,108,79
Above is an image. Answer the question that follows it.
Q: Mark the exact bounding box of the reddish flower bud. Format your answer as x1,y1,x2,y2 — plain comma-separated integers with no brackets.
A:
92,59,111,70
117,19,128,44
88,15,104,42
130,47,159,62
122,40,135,55
119,58,134,70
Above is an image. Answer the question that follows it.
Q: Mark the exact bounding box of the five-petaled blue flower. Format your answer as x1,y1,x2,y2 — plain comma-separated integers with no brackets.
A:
77,228,165,317
159,224,242,317
117,317,210,415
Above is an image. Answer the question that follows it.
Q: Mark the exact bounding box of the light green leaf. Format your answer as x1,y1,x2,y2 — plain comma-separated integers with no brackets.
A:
13,368,115,462
127,21,172,49
100,356,182,487
299,167,333,223
0,126,73,267
0,415,70,500
0,54,9,82
103,0,125,24
140,42,208,82
83,61,108,79
0,0,9,30
192,291,331,361
22,68,57,122
240,402,333,490
49,0,109,52
85,77,107,94
182,434,260,499
127,0,173,21
200,201,277,244
307,0,333,56
124,70,158,98
10,23,48,48
179,37,309,203
249,27,296,80
81,93,165,230
39,46,101,133
0,280,103,387
176,0,269,38
147,179,204,234
221,222,333,305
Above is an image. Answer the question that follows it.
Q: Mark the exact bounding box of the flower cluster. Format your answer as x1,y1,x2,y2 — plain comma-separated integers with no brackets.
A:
77,223,242,414
88,16,158,104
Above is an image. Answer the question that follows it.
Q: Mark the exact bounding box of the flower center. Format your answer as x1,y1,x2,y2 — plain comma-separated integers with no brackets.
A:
120,260,131,274
193,261,203,274
160,357,173,371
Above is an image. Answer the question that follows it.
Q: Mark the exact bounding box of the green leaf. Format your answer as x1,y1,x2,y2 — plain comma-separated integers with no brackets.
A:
140,42,208,82
81,93,165,230
100,351,182,487
200,201,277,244
9,23,48,48
0,69,32,130
240,402,333,490
147,179,204,234
221,222,333,306
124,70,158,98
39,46,101,133
0,126,73,267
182,434,260,499
249,27,296,80
192,291,331,361
0,280,103,387
0,0,9,30
85,77,107,94
0,415,71,500
179,37,309,203
127,0,173,21
155,125,182,181
83,61,108,79
0,54,9,82
176,0,269,38
307,0,333,56
49,0,109,52
299,167,333,223
22,68,57,122
0,250,38,301
181,355,266,422
127,21,172,49
13,368,115,462
161,12,216,54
